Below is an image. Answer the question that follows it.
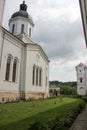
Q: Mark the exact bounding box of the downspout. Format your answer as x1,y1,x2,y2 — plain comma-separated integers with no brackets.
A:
19,44,26,100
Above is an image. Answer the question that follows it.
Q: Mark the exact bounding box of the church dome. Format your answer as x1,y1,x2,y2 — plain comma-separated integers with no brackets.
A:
11,11,28,19
11,1,34,26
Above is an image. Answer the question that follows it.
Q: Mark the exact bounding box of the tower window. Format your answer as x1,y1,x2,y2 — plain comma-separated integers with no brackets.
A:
12,24,15,34
29,28,31,37
80,77,83,83
21,24,24,33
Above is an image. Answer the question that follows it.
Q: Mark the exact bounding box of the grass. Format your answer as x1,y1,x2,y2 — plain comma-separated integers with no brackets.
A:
0,97,85,130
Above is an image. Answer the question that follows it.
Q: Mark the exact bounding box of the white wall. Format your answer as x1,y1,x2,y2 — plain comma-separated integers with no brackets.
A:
0,33,22,93
76,66,86,95
25,45,49,94
9,17,33,38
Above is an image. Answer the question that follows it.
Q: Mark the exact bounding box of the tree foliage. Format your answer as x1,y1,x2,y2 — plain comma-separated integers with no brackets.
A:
49,81,77,95
60,86,77,95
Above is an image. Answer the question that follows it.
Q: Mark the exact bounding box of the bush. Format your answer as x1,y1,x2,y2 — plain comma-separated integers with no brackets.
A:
82,95,87,102
53,100,85,130
28,122,49,130
60,86,77,95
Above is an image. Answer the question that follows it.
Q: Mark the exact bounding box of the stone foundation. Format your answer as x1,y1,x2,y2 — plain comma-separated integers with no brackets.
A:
25,91,49,100
0,91,49,103
0,91,20,103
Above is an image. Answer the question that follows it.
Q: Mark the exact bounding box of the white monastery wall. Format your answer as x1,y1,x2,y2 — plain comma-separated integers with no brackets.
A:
25,45,49,98
0,33,22,95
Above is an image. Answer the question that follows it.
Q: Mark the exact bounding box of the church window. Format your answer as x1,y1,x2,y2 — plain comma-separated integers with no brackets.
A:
5,55,12,81
46,77,48,86
80,77,83,83
39,69,42,86
32,65,35,85
36,67,38,85
12,59,18,82
12,24,15,34
21,24,24,33
29,28,31,37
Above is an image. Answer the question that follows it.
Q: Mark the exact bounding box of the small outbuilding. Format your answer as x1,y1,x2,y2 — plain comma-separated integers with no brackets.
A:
49,86,60,97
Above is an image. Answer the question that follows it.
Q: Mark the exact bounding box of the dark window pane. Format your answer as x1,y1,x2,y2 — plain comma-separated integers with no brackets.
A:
29,28,31,37
12,59,17,82
36,68,38,85
12,24,15,34
5,56,11,81
21,24,24,33
32,66,35,85
39,69,42,86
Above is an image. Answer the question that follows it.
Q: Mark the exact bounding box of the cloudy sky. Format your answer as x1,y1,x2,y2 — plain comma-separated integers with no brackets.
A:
2,0,87,82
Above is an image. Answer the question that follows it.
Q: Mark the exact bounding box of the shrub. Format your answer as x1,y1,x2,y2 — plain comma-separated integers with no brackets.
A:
82,95,87,102
28,122,49,130
53,100,85,130
60,86,77,95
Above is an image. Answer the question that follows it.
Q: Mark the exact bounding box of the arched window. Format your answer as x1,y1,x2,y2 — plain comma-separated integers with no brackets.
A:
12,24,15,34
29,28,31,37
12,59,18,82
36,67,38,85
21,24,24,33
39,69,42,86
32,65,35,85
5,55,11,81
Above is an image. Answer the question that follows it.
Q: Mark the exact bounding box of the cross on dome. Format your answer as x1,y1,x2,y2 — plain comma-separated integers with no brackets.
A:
23,1,25,4
20,1,27,11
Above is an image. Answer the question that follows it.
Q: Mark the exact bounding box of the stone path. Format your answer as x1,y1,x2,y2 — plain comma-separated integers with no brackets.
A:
70,104,87,130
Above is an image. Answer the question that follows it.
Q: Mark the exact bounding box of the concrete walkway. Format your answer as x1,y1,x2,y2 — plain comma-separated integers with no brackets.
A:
70,104,87,130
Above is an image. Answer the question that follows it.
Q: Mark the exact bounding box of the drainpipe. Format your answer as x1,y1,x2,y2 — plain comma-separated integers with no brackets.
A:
19,44,26,100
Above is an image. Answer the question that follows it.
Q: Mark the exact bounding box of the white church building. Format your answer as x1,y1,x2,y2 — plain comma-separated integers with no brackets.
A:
0,0,49,102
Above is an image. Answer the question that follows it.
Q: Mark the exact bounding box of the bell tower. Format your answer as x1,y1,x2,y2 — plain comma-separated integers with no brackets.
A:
0,0,5,26
76,63,86,95
9,1,34,38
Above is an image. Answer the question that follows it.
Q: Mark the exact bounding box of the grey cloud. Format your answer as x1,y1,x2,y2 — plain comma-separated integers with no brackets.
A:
4,0,84,64
33,16,84,62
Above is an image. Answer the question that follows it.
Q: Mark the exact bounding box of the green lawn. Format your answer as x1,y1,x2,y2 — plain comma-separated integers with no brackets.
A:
0,97,85,130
